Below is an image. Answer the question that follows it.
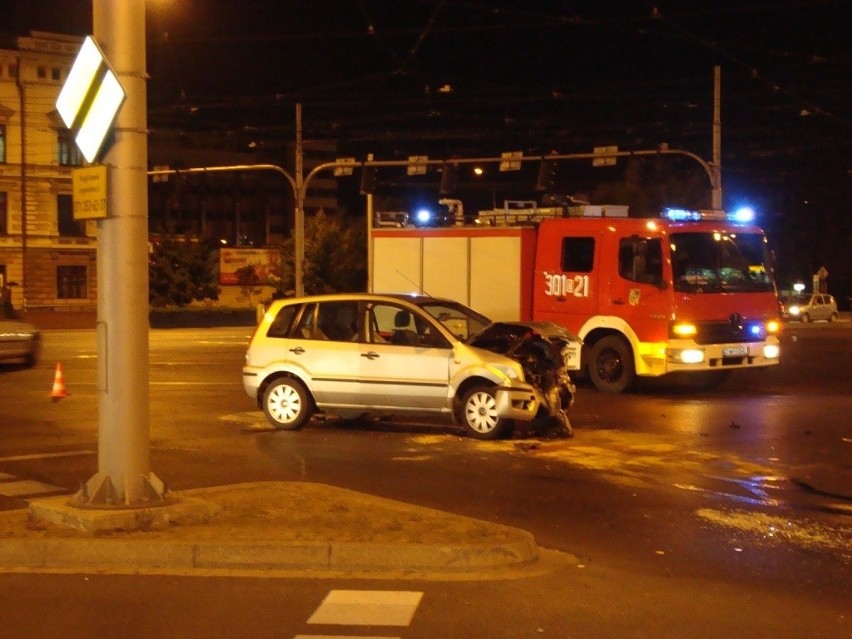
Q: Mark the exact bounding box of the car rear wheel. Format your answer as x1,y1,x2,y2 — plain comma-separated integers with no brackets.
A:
262,377,313,430
588,335,636,393
459,385,510,440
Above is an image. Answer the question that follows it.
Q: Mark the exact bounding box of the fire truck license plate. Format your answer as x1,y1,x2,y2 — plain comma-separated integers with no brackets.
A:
723,345,748,357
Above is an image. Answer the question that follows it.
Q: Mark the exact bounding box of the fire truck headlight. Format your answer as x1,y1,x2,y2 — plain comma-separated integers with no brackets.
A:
672,322,697,337
763,344,780,359
679,349,705,364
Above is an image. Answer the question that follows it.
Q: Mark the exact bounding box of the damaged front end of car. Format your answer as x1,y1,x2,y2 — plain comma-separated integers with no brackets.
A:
469,322,582,438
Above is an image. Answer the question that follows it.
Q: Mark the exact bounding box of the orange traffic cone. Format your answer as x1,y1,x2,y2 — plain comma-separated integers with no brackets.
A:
50,362,69,402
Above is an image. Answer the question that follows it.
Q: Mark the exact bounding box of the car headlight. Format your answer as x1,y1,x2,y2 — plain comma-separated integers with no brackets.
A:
490,363,522,381
789,306,800,316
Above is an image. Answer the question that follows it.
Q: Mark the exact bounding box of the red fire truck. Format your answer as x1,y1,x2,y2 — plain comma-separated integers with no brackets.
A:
370,205,781,392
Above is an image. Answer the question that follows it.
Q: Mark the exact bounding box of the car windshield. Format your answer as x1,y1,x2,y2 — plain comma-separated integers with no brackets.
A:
414,300,492,340
787,295,811,305
671,232,775,293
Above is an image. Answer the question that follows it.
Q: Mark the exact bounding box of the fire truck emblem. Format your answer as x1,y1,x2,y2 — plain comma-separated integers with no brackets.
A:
628,288,641,306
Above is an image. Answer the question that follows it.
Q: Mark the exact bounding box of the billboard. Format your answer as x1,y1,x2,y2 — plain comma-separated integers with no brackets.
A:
219,248,282,286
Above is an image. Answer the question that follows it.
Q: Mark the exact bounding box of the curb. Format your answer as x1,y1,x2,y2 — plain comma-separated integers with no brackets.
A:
0,536,539,572
0,482,541,575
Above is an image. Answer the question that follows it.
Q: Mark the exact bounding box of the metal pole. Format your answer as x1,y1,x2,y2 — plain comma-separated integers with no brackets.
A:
366,192,373,293
77,0,165,506
294,103,305,296
711,65,723,210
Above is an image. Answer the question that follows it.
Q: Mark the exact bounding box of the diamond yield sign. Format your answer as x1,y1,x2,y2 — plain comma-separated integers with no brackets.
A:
56,36,126,164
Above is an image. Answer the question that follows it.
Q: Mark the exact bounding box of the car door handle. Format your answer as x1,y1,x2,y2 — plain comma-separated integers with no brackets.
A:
289,346,305,354
361,351,380,360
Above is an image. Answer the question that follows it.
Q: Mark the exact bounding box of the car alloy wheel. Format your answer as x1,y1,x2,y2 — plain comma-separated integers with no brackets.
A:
263,377,312,430
461,386,508,440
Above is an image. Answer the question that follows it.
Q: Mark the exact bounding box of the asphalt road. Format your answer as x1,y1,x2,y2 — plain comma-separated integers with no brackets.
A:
0,321,849,638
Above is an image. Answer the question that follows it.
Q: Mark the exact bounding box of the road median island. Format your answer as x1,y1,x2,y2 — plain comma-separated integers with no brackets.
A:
0,482,544,575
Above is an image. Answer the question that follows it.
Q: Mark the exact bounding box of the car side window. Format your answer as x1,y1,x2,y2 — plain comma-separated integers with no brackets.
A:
367,303,449,348
292,303,325,340
316,301,360,342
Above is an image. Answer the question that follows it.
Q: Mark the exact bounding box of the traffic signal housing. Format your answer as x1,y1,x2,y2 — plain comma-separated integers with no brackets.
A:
535,158,558,191
359,166,376,194
439,162,458,196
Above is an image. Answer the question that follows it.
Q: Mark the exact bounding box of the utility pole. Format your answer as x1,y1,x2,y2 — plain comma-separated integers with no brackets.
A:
76,0,165,506
711,65,723,210
294,103,305,296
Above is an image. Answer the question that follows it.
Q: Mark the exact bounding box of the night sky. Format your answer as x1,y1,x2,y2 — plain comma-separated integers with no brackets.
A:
3,0,850,300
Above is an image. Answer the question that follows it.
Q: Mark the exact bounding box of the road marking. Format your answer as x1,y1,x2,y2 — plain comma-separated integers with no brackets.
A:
307,590,423,627
0,450,96,463
0,480,67,497
295,635,399,639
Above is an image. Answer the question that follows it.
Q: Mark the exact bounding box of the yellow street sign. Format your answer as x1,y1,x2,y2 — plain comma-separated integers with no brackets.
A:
72,165,108,220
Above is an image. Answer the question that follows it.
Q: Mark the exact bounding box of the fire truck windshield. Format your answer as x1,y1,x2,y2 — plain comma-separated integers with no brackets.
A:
670,232,775,293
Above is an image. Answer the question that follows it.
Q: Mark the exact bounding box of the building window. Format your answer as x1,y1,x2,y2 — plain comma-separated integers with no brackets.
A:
57,129,83,166
57,265,87,299
0,191,7,235
52,67,61,81
7,64,17,78
57,193,84,236
37,66,47,79
0,124,5,163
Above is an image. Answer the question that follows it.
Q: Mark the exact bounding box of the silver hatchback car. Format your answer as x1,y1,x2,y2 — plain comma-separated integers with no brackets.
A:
242,293,581,439
780,293,838,323
0,303,41,367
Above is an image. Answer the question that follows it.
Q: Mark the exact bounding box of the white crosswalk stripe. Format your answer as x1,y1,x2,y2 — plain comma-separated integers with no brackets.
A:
297,589,424,638
0,479,67,497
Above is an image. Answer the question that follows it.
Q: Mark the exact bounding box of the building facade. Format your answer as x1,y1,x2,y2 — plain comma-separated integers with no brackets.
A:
0,31,94,321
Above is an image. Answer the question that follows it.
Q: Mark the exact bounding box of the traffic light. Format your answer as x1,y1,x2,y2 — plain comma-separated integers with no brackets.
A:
439,162,458,196
359,166,376,194
535,159,557,191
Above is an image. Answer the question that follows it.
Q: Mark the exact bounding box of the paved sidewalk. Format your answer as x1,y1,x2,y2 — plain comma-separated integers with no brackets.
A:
0,482,562,577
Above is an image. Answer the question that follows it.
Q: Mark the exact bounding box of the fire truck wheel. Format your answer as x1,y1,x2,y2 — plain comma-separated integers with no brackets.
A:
262,377,313,430
588,336,636,394
459,385,511,440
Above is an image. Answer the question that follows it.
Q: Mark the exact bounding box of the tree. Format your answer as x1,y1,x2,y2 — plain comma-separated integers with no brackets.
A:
149,232,220,307
272,210,366,298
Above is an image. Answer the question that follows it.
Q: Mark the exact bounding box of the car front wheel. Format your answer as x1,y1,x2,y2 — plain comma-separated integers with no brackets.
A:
262,377,313,430
459,385,510,440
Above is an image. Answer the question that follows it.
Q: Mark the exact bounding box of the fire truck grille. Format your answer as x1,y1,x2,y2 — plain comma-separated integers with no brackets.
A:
693,320,766,344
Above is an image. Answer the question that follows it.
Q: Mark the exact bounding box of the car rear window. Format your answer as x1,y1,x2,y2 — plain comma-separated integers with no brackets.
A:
267,304,299,338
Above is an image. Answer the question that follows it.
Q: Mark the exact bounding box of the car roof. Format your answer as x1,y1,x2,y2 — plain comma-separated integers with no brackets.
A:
267,292,457,307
